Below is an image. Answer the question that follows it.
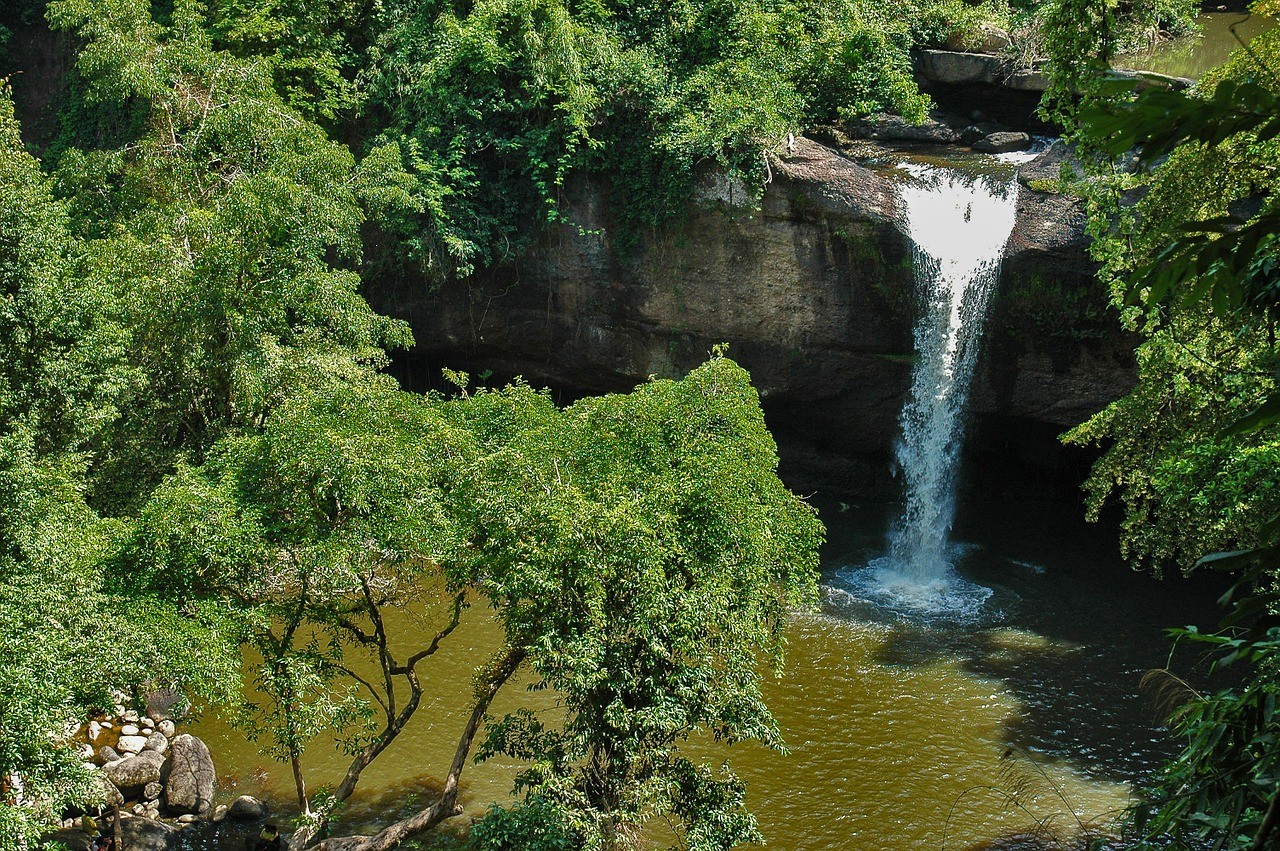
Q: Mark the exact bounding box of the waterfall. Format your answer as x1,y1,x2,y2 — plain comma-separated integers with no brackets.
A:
846,163,1020,618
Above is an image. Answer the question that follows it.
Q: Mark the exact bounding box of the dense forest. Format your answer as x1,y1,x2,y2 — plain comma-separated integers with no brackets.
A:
2,0,1279,849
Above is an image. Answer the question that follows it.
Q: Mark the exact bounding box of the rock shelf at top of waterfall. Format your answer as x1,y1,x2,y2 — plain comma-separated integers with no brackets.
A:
842,162,1021,622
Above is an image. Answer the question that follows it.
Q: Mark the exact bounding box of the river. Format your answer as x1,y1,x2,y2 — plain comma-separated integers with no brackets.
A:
188,490,1223,850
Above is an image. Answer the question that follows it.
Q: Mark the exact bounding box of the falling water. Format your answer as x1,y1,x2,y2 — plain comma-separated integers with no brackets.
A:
846,163,1020,619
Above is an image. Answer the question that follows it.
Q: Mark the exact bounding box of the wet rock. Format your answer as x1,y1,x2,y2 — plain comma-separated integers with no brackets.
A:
176,815,198,825
961,122,1004,146
916,49,1002,84
143,733,168,754
95,746,121,767
164,734,215,815
1018,140,1086,188
116,735,147,755
104,752,164,794
211,805,229,824
118,816,179,851
228,796,268,821
973,131,1031,153
852,112,960,143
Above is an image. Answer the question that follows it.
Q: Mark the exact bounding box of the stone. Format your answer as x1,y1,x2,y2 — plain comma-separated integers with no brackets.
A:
944,23,1012,54
104,752,164,793
143,782,163,802
1018,139,1084,187
120,724,140,737
118,816,179,851
43,828,93,851
96,746,121,766
123,710,140,724
156,720,175,738
852,113,960,144
88,721,103,742
973,131,1031,154
116,735,148,755
140,718,155,731
90,773,125,808
228,796,269,821
100,721,113,730
79,743,97,761
960,122,1004,146
1005,68,1049,91
143,732,168,754
916,49,1002,85
176,815,198,824
144,687,183,723
164,734,215,815
211,805,229,824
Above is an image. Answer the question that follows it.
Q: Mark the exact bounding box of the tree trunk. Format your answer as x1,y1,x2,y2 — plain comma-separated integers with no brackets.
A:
307,647,525,851
1252,785,1280,851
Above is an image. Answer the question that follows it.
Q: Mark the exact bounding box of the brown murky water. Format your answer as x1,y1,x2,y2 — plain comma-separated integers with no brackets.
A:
189,495,1223,850
1116,12,1276,79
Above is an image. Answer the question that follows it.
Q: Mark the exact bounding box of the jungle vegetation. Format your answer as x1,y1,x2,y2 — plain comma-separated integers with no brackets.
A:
0,0,1222,848
1045,0,1280,846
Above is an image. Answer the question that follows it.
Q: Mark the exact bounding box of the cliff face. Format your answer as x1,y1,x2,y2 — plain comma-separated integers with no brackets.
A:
372,137,1135,495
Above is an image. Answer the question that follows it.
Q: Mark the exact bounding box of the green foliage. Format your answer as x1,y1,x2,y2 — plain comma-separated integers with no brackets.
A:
1054,5,1280,848
46,0,413,510
359,0,939,271
5,2,829,845
461,356,823,849
0,82,237,850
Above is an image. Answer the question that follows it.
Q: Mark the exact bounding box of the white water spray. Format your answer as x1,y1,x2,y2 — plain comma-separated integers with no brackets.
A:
847,163,1020,619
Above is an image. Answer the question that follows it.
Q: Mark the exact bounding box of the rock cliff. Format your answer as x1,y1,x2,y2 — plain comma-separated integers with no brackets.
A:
371,137,1134,495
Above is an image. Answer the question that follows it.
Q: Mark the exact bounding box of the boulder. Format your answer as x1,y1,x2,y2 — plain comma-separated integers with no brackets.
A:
144,687,183,723
973,131,1031,153
164,734,215,815
42,828,93,851
916,49,1002,84
143,733,168,755
118,816,179,851
104,752,164,794
94,746,121,767
90,773,125,808
852,113,960,144
1018,139,1084,187
228,795,269,821
1005,68,1049,91
116,735,147,755
960,122,1004,146
945,23,1012,54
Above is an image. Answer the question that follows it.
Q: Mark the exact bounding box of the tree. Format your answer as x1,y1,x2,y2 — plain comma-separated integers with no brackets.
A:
454,355,823,851
0,82,237,851
1044,2,1280,845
